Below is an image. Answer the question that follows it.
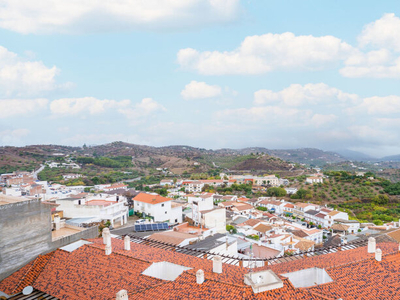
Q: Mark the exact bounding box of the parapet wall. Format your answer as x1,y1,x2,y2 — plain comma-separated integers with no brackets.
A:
0,198,98,281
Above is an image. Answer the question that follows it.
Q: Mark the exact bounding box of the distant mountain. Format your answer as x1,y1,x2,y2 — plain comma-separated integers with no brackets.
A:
381,154,400,162
334,149,375,161
234,147,346,166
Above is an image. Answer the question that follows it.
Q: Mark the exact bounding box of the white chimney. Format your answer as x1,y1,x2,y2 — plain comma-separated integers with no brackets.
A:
103,228,110,245
115,289,128,300
124,235,131,251
105,244,112,255
54,214,61,231
213,255,222,274
368,237,376,253
196,269,204,284
398,243,400,252
375,248,382,261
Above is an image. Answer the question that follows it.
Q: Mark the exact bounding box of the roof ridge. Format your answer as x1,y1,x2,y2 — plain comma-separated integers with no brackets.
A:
11,252,53,294
11,259,36,294
13,252,55,293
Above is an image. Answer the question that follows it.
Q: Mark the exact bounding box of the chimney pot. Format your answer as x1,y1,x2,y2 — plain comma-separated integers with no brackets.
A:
103,228,110,245
375,248,382,261
196,269,204,284
54,214,61,231
105,244,112,255
116,289,128,300
368,237,376,253
213,255,222,274
124,235,131,251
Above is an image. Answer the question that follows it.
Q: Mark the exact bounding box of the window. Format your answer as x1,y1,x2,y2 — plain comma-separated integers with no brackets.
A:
165,211,167,214
175,219,178,223
161,203,164,207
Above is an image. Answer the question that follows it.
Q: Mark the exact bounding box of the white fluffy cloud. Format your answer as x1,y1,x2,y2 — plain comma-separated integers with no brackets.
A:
0,98,48,118
348,95,400,115
181,81,222,100
0,46,60,97
0,0,240,34
118,98,166,124
358,13,400,52
340,49,400,78
50,97,130,115
310,114,337,127
177,32,354,75
254,83,359,106
177,14,400,78
340,14,400,78
0,128,30,145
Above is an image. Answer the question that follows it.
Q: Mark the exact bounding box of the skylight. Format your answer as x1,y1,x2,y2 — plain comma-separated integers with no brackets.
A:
282,267,333,288
142,262,192,281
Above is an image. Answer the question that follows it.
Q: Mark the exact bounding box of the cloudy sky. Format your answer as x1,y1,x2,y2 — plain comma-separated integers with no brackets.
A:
0,0,399,157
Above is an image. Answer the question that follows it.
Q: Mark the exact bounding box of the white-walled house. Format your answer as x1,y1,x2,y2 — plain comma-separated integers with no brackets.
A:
304,208,349,228
306,176,324,184
258,199,286,214
334,219,360,233
199,208,226,233
55,194,128,226
133,193,182,224
191,196,214,224
62,174,82,180
183,181,205,193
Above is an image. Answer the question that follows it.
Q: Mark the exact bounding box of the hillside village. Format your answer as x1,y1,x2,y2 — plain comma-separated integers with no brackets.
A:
3,164,400,299
2,147,400,299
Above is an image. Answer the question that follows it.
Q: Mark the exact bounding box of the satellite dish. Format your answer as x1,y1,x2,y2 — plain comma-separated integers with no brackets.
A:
22,286,33,295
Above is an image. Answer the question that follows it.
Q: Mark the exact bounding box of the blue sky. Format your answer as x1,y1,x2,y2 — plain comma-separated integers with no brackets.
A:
0,0,399,157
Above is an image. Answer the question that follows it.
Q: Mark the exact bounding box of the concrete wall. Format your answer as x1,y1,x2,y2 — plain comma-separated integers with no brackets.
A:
0,199,98,281
50,226,98,250
0,199,52,281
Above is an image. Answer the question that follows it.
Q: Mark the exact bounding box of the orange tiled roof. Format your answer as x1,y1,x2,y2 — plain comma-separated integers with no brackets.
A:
133,193,171,204
237,219,262,227
2,238,400,300
308,252,400,299
261,242,398,275
387,228,400,242
85,200,114,206
253,223,273,234
332,223,350,231
0,252,54,294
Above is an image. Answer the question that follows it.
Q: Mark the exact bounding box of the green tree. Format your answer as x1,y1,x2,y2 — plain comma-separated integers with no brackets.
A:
266,187,287,197
373,194,389,205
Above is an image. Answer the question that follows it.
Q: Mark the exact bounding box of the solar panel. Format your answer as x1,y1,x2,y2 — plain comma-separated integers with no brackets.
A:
134,222,169,232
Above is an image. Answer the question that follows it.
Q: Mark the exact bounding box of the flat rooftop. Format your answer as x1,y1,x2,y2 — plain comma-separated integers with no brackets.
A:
0,194,30,206
52,226,84,241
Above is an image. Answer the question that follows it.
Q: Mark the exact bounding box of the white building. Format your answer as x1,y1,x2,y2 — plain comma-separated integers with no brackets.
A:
199,208,226,233
133,193,182,224
63,174,82,180
55,194,128,226
334,219,360,233
183,181,205,193
306,176,324,184
258,199,286,214
253,175,280,187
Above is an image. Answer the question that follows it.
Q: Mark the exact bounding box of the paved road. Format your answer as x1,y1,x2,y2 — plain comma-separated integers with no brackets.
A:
33,164,45,180
123,177,142,183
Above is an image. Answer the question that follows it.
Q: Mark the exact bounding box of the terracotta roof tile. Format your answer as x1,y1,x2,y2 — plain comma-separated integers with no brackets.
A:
332,223,350,231
237,219,262,227
0,252,54,294
133,193,171,204
386,228,400,242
